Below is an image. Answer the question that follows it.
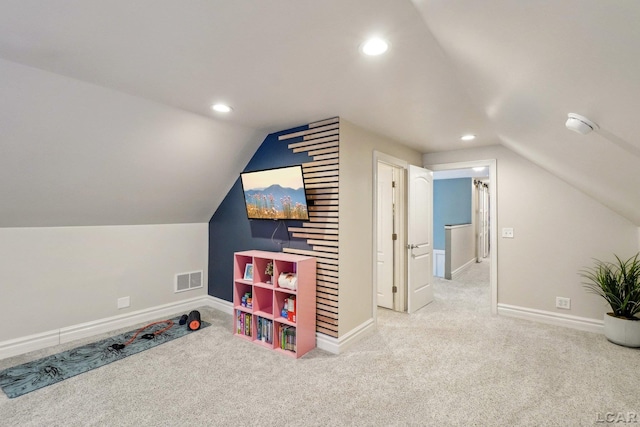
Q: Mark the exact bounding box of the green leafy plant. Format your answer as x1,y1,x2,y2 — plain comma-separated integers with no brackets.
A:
580,253,640,319
265,261,273,277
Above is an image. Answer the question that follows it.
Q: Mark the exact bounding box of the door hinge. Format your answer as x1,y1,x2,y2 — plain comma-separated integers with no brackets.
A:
392,233,397,241
392,181,396,188
392,286,398,293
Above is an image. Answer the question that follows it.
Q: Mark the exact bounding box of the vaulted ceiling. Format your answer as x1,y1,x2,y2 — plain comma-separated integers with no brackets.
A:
1,1,639,226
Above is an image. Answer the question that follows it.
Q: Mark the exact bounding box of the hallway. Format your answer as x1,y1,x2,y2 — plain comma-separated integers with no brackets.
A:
431,259,491,313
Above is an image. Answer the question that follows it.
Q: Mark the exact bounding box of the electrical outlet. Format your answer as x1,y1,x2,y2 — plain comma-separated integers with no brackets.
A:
556,297,571,310
117,296,130,309
502,227,514,238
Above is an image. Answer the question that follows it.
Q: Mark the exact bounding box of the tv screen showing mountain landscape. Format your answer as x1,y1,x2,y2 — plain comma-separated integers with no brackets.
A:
240,165,309,220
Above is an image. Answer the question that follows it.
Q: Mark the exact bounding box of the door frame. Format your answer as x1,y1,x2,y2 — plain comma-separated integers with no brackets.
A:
372,151,407,321
428,159,498,315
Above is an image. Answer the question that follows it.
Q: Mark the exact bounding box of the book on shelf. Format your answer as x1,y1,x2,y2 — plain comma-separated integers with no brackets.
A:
236,310,252,337
257,316,274,344
279,324,297,352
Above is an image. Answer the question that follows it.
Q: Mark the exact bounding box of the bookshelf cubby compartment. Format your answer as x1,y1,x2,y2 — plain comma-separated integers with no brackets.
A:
233,250,316,358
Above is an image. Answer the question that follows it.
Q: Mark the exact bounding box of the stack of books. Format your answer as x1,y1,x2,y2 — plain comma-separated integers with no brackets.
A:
257,316,273,344
279,324,296,352
236,310,252,337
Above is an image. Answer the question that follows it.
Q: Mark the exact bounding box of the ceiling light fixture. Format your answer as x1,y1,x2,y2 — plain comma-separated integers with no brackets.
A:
473,167,485,172
566,113,598,135
461,134,476,141
212,103,232,113
361,37,389,56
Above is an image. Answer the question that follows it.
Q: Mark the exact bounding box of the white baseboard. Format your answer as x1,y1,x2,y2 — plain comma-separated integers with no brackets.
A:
452,257,476,278
497,303,604,334
0,330,60,361
0,296,212,360
1,293,370,360
204,295,233,314
315,318,375,355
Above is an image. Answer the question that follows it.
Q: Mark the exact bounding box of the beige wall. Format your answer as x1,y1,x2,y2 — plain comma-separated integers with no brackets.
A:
0,223,208,341
425,145,639,320
339,120,423,335
445,224,475,278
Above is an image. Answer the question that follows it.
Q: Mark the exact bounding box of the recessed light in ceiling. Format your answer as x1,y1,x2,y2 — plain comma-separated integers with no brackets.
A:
361,37,389,56
473,167,485,172
211,103,232,113
461,134,476,141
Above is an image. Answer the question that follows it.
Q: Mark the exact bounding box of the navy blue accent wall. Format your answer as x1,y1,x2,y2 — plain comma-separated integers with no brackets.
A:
208,125,314,301
433,178,472,250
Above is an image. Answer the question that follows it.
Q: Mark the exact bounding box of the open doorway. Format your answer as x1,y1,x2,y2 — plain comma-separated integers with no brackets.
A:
428,160,497,314
372,152,435,318
372,155,497,322
432,167,490,279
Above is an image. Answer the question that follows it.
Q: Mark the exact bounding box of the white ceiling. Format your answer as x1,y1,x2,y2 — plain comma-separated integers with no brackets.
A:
1,1,639,226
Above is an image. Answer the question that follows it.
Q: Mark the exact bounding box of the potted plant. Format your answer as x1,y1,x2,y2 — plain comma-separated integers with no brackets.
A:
265,261,274,284
581,253,640,347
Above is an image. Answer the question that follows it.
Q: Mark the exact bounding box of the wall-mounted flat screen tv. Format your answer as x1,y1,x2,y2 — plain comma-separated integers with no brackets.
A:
240,165,310,220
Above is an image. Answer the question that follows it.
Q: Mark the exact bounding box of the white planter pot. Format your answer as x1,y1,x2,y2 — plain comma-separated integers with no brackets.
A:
603,313,640,348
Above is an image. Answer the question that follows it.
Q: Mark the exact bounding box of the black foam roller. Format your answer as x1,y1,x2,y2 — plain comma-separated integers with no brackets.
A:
179,314,188,325
187,310,201,331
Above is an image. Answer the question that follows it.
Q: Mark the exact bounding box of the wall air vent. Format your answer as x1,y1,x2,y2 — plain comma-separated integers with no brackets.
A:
175,270,203,293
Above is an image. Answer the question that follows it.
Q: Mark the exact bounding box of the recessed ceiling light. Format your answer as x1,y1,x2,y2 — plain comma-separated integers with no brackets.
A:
211,103,232,113
473,167,485,172
361,37,389,56
461,134,476,141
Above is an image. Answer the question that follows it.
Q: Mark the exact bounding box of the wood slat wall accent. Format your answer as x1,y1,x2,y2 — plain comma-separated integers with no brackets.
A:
317,285,338,295
278,123,339,141
309,206,339,212
309,211,339,217
308,147,339,157
310,217,339,223
306,193,339,200
302,222,338,228
303,170,338,178
313,153,339,161
279,117,340,338
317,262,339,271
308,239,338,246
292,140,338,153
305,177,339,185
289,135,338,150
303,165,339,174
318,265,339,273
289,227,338,234
291,233,338,240
309,117,339,128
303,158,338,168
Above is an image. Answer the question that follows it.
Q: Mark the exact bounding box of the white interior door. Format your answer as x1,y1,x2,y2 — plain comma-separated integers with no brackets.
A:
407,165,433,313
376,162,394,309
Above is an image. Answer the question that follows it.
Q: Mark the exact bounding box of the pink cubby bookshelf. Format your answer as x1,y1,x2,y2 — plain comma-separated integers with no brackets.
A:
233,250,316,358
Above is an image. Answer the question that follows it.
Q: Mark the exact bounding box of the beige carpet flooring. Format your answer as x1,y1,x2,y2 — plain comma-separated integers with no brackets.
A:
1,260,638,426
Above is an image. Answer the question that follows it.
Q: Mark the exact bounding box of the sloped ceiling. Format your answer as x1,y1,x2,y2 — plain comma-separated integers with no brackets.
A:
412,0,640,226
0,1,639,226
